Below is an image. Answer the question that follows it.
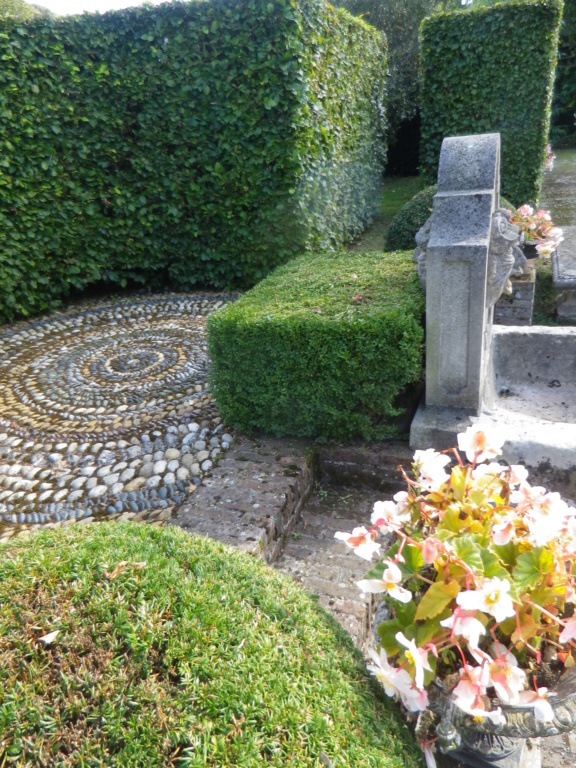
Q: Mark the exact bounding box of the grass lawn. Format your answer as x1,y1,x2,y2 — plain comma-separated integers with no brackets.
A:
0,523,424,767
348,175,422,252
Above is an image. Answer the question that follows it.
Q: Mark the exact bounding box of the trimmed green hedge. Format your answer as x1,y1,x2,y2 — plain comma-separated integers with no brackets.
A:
208,250,424,441
420,0,562,206
0,523,424,766
0,0,387,322
386,185,515,251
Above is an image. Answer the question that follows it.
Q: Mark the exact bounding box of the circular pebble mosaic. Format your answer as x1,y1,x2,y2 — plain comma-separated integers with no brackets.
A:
0,293,234,534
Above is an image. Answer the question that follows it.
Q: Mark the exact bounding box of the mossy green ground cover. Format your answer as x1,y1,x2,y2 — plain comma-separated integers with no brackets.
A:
0,523,423,767
208,250,424,441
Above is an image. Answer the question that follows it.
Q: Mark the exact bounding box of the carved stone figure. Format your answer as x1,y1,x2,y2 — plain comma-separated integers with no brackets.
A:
413,209,523,307
485,208,523,308
412,217,431,292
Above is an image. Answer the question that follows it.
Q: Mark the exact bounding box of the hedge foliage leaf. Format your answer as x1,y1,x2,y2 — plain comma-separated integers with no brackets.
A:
419,0,562,206
0,0,387,322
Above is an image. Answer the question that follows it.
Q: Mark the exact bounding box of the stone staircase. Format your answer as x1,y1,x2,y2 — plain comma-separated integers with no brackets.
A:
170,434,410,650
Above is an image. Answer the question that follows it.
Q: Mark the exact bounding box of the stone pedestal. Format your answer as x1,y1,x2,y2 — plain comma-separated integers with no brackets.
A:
410,133,501,449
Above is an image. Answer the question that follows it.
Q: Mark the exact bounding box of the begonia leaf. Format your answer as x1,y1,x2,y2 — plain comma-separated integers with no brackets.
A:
414,580,460,621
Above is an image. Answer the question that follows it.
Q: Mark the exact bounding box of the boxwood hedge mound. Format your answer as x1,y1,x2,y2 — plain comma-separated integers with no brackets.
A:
420,0,562,207
0,0,387,323
0,523,424,767
207,250,424,441
386,185,516,252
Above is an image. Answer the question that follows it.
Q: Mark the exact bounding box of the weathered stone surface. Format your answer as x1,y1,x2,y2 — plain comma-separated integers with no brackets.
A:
424,133,500,414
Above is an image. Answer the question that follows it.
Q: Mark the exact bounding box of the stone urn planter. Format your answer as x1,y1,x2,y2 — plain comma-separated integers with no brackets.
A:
520,241,540,260
420,667,576,768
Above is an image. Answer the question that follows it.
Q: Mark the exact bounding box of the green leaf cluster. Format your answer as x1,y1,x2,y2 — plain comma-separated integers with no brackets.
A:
207,250,424,442
0,0,387,323
419,0,563,206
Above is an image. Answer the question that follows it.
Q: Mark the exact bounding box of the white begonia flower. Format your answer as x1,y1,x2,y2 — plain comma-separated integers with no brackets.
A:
518,688,557,722
412,449,451,491
440,609,486,649
393,490,410,512
370,499,410,534
395,632,432,690
508,464,529,486
457,425,504,464
357,560,412,603
520,489,571,547
334,526,380,561
456,577,516,624
366,647,416,702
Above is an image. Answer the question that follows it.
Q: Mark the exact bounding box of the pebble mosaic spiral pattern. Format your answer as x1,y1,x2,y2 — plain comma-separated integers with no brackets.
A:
0,294,233,528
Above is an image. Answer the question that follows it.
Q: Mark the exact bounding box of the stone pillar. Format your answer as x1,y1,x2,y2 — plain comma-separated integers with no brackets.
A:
410,134,509,450
425,133,500,415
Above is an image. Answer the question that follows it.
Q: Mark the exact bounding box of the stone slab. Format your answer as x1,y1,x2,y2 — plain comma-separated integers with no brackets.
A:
552,227,576,289
170,434,314,563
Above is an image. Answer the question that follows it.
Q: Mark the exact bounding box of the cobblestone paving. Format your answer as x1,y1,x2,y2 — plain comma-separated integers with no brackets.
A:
0,292,234,541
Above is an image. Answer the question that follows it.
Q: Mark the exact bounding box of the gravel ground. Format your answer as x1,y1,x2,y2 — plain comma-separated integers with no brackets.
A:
0,291,235,542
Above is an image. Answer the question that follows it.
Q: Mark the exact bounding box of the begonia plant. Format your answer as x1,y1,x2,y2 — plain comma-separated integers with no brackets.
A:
508,205,563,256
336,426,576,767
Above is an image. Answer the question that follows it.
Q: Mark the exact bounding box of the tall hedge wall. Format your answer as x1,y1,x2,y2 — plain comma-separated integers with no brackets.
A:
419,0,562,207
0,0,386,322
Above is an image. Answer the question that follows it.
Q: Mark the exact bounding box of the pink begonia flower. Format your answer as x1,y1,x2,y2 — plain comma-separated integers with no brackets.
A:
510,482,547,513
508,464,529,486
422,742,437,768
370,498,410,534
452,664,489,711
457,425,504,464
413,449,451,491
357,560,412,603
421,537,443,564
400,681,429,712
518,687,557,722
366,648,417,704
517,204,534,216
440,608,486,649
491,513,518,546
559,618,576,644
486,654,526,705
334,526,380,561
522,490,571,547
396,632,432,690
456,577,516,623
565,583,576,604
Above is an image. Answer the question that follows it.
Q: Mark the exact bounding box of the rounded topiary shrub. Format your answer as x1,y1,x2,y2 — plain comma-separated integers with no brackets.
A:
0,523,423,767
386,185,437,252
386,185,516,252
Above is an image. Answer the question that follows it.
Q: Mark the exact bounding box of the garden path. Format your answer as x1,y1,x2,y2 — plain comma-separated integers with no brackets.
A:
539,149,576,225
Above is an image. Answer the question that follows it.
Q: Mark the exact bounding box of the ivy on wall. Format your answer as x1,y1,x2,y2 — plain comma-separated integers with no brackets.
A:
419,0,562,206
0,0,386,322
